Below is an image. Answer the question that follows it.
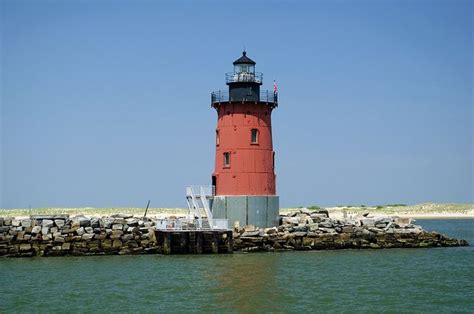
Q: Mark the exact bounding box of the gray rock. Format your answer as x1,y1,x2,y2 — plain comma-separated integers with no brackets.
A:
71,216,90,227
368,227,384,233
121,234,134,241
12,220,21,227
312,209,329,217
0,226,10,233
308,224,319,232
110,230,124,240
360,218,375,227
112,224,123,230
127,227,139,233
42,219,54,227
293,231,307,237
76,227,85,236
342,226,354,233
375,217,392,224
243,225,256,232
111,214,132,219
31,226,42,234
394,217,411,224
265,227,277,234
21,219,32,228
113,218,126,225
293,225,307,232
41,227,49,235
85,227,94,234
19,244,31,251
54,219,65,228
319,227,337,234
101,218,114,229
299,207,311,214
241,230,260,237
54,236,65,243
282,217,300,224
82,233,95,241
90,218,100,228
79,217,91,227
126,218,139,226
319,221,333,228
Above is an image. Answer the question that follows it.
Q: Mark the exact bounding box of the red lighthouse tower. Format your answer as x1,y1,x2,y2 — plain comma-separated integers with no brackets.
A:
211,52,279,228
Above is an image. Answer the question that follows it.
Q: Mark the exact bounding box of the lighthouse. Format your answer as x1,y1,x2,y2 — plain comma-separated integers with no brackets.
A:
210,51,279,228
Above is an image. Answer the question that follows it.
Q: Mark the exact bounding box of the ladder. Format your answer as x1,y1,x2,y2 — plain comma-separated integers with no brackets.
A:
186,186,214,230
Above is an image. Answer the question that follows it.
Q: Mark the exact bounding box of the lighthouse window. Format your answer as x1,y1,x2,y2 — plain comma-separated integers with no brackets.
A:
223,152,231,168
251,129,259,144
216,130,220,146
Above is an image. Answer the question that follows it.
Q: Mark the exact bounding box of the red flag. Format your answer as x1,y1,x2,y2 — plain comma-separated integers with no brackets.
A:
273,80,278,94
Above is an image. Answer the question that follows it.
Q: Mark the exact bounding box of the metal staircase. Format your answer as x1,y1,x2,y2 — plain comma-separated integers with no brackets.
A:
186,186,215,230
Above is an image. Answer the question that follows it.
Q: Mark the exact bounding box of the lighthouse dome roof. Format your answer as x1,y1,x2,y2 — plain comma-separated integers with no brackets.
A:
233,51,256,65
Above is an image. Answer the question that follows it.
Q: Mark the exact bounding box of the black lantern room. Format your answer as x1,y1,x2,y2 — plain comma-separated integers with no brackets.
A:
226,51,262,102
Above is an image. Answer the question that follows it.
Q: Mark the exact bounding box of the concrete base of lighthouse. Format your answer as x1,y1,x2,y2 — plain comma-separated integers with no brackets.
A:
211,196,279,228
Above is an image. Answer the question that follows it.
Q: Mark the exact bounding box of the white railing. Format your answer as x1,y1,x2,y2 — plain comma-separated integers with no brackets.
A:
226,72,263,84
154,218,229,231
186,185,215,197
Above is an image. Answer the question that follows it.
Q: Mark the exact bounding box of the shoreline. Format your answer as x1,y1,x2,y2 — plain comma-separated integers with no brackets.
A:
0,203,473,220
0,208,474,220
324,212,474,220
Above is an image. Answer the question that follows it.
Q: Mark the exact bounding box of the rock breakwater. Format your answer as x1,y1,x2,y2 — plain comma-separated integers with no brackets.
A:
0,210,469,257
233,209,469,252
0,215,160,257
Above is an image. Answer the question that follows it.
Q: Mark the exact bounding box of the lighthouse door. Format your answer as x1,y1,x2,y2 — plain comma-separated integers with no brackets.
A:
212,175,217,193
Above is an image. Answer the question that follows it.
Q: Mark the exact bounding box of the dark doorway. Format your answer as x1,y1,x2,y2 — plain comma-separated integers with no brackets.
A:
212,175,217,194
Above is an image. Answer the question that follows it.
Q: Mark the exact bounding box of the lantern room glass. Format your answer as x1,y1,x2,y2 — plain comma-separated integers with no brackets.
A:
235,64,255,74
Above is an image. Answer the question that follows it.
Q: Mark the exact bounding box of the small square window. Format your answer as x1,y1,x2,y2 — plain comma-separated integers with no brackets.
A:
251,129,259,144
223,152,230,168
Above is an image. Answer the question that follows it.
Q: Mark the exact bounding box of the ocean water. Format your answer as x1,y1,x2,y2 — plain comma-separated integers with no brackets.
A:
1,219,473,313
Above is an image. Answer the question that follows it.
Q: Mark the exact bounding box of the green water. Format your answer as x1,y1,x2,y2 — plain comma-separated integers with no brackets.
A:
1,220,473,313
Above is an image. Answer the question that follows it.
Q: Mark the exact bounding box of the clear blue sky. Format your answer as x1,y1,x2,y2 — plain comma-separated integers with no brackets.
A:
1,0,472,209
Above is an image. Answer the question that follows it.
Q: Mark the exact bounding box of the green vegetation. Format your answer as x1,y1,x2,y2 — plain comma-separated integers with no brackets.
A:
307,205,321,210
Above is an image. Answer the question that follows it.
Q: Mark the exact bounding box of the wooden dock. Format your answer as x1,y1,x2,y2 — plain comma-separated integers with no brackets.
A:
155,230,233,254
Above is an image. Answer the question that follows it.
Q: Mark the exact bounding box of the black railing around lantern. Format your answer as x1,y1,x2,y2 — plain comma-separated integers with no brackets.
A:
211,90,278,104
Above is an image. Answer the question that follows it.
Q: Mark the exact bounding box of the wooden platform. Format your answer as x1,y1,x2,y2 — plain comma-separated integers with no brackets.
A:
155,230,233,254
